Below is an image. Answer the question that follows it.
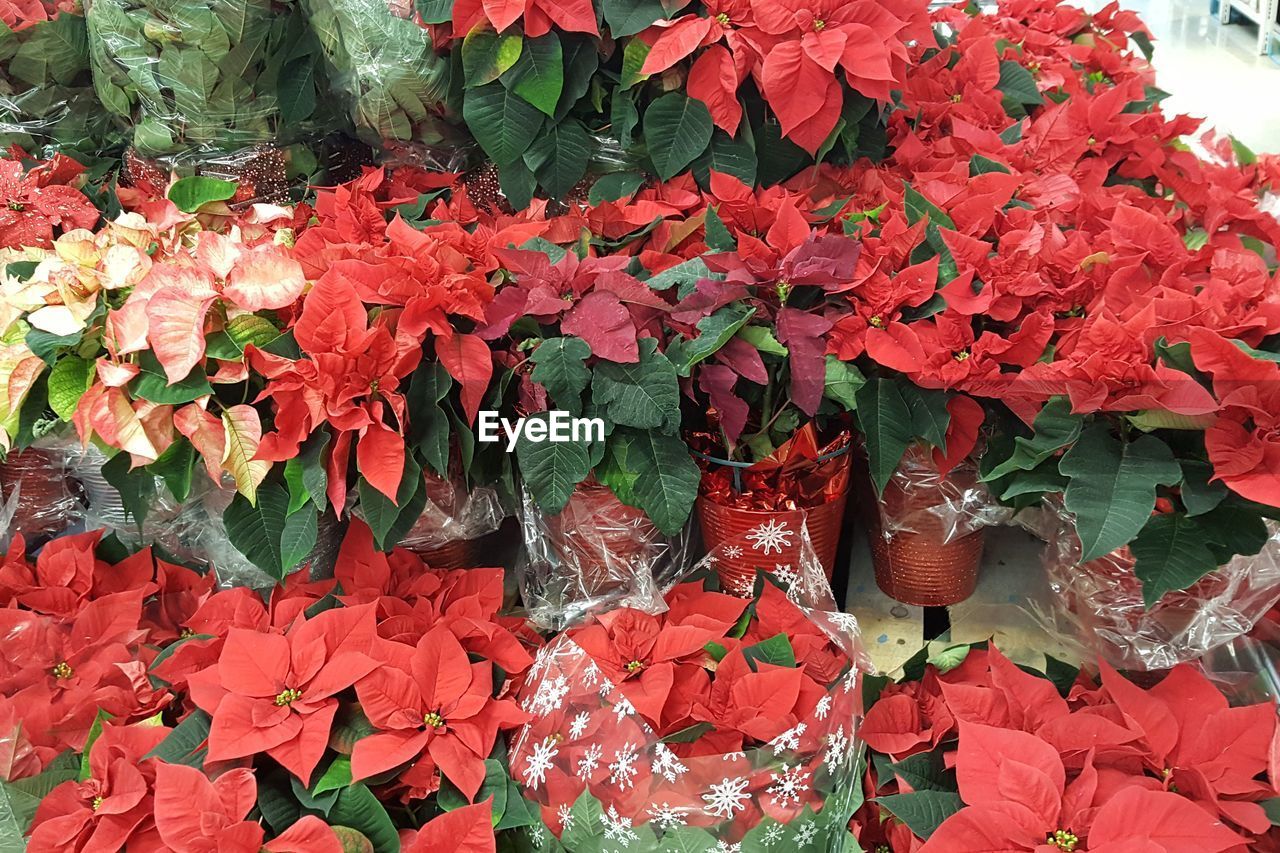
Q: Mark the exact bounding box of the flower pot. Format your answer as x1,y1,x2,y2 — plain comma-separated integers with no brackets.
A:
0,448,74,541
544,481,664,597
692,427,852,593
867,446,986,607
397,472,504,568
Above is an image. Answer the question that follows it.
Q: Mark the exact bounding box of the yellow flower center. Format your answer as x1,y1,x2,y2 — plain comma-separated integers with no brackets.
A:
423,711,446,729
1047,830,1078,851
868,315,885,328
91,796,104,811
716,12,730,25
813,18,826,30
179,627,195,639
8,201,23,211
954,350,971,362
951,93,963,103
274,688,303,706
776,280,791,303
52,661,73,679
625,660,645,673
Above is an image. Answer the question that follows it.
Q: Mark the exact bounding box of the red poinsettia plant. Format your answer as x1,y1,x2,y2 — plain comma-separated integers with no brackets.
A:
855,642,1280,851
508,572,864,850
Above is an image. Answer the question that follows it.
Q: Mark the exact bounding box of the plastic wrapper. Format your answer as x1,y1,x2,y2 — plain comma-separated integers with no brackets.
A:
84,0,335,159
301,0,462,153
518,481,693,631
1,5,117,157
397,470,504,567
692,426,852,583
1040,501,1280,671
862,444,1006,607
1197,616,1280,706
0,438,81,547
508,541,868,852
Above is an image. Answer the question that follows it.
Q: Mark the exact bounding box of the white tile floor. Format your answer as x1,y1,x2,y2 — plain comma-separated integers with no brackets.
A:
1098,0,1280,152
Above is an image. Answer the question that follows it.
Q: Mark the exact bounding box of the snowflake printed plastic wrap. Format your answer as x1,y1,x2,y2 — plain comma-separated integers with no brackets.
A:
508,569,868,852
696,514,839,607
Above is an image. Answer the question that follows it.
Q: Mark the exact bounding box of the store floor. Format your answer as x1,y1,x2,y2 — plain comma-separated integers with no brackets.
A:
1087,0,1280,152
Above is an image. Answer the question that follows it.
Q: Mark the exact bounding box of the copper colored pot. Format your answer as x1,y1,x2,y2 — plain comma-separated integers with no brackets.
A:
698,494,848,594
403,536,480,569
867,447,984,607
545,481,663,596
0,448,73,541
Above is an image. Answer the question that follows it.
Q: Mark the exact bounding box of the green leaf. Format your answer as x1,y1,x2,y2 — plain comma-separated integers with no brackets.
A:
1198,505,1269,565
498,159,537,210
560,789,605,851
1,753,78,845
876,791,963,839
416,0,453,23
982,398,1082,481
276,56,317,126
903,182,956,231
130,352,213,405
742,633,796,670
1131,513,1219,607
328,783,401,853
168,176,238,213
280,502,318,570
823,357,865,410
997,60,1044,105
102,450,157,526
358,456,426,551
313,757,353,795
969,154,1011,176
588,171,645,204
1178,460,1227,516
300,431,330,513
693,130,758,187
704,204,736,252
503,33,562,116
226,314,280,351
600,0,667,37
150,439,196,502
463,81,545,165
644,93,714,181
591,338,681,431
45,356,92,420
515,412,592,514
79,710,111,780
223,481,292,579
462,26,522,87
889,751,956,793
614,428,699,536
530,337,592,411
1059,426,1182,562
901,385,951,451
284,458,309,515
659,826,718,853
855,378,914,495
927,644,970,673
669,305,755,376
525,118,590,199
738,325,788,356
145,710,212,767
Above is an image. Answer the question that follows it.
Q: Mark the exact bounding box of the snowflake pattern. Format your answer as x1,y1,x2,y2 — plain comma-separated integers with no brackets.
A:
763,824,785,847
714,843,742,853
577,743,602,779
722,751,746,762
568,711,591,740
527,824,545,848
814,695,832,721
827,611,860,634
522,737,559,790
557,804,574,831
826,725,851,768
794,821,817,845
772,563,799,589
613,696,635,722
747,518,793,555
723,545,744,559
651,743,689,783
608,742,640,789
767,764,811,807
527,675,569,717
646,801,687,830
768,722,807,754
581,659,601,687
702,776,751,818
600,805,639,844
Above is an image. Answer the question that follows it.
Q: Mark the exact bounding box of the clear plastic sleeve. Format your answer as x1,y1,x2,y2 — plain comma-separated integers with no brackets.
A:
508,577,867,850
0,437,81,547
517,481,693,631
870,445,1006,543
0,7,117,157
1040,500,1280,671
301,0,463,154
84,0,335,159
396,470,505,565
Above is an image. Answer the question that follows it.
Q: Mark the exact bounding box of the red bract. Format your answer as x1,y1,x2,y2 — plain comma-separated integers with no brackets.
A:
153,763,341,853
27,723,168,853
0,155,99,250
187,604,379,783
351,624,528,800
400,800,495,853
449,0,597,38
